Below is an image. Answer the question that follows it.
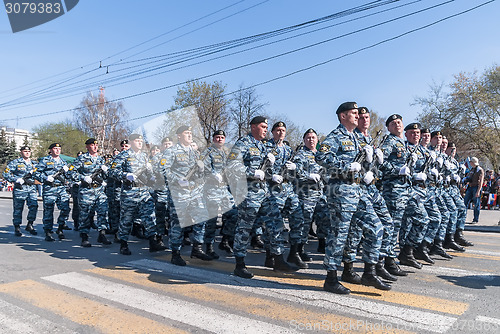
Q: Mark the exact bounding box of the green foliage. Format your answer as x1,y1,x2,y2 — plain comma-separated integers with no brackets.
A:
32,121,88,159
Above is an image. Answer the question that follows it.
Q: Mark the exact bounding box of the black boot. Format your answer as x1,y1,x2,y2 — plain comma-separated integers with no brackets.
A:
80,233,91,247
376,257,398,282
454,229,473,247
273,254,299,272
25,221,37,235
56,225,65,240
317,238,326,254
113,233,120,243
206,243,220,260
149,235,167,253
60,223,71,230
131,223,146,239
398,245,423,269
251,235,264,249
156,235,166,249
171,250,186,266
443,233,465,252
73,221,79,231
361,263,391,290
97,230,112,245
323,271,350,294
191,242,212,260
414,240,435,264
14,225,22,236
264,249,275,268
234,256,254,279
45,231,55,242
287,244,308,269
341,261,361,284
120,240,132,255
218,235,233,254
308,226,317,238
429,240,453,259
182,230,191,246
384,257,407,276
298,243,312,262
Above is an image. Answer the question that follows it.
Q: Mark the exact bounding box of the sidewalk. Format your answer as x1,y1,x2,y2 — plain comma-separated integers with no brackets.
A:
1,191,499,232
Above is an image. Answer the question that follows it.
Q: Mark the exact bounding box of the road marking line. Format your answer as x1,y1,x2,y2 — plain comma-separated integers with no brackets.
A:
476,315,500,325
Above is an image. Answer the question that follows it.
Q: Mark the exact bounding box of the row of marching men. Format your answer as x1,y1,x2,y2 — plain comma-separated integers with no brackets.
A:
3,102,473,295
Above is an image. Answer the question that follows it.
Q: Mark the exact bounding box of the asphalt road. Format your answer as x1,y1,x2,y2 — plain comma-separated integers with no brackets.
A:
0,197,499,334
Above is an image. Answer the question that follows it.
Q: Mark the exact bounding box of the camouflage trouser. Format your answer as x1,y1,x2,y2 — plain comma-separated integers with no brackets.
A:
78,186,109,234
204,186,237,244
323,182,361,271
106,184,121,232
154,188,171,236
268,183,304,245
367,184,393,258
233,183,285,258
434,189,451,242
169,194,208,251
448,186,466,232
42,185,70,232
71,184,80,225
299,190,329,244
343,187,383,264
118,188,157,241
441,188,458,235
400,186,430,248
422,187,442,244
382,184,410,258
12,187,38,226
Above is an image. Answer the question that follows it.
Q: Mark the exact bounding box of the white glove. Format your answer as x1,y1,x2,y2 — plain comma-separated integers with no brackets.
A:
363,171,374,184
146,162,153,170
430,168,439,179
62,165,69,172
101,165,108,173
16,178,24,185
429,151,437,162
414,172,427,181
126,173,136,182
178,179,190,187
363,146,373,163
446,175,451,183
272,174,283,184
214,173,223,183
410,152,418,163
196,160,204,170
349,162,362,172
83,175,93,184
308,173,321,182
399,165,411,176
47,175,55,183
285,161,296,170
453,174,460,183
254,169,265,180
436,156,444,168
267,153,276,165
102,181,107,187
444,160,452,169
374,148,384,164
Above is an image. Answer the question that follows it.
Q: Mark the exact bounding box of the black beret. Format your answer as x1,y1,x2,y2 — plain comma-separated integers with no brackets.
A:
303,128,317,138
161,137,172,143
448,142,456,149
358,106,369,114
150,145,160,151
272,121,286,131
430,131,442,138
385,114,402,127
404,123,421,131
48,143,61,149
120,139,129,146
213,130,226,137
250,116,267,125
128,134,143,141
85,138,98,145
20,146,31,151
176,126,191,134
421,128,430,134
336,102,358,114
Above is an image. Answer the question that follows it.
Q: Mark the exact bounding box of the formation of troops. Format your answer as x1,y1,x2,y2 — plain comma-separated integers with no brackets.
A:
3,101,475,295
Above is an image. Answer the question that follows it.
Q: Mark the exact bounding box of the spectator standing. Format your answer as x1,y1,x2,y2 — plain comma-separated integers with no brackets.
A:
463,157,484,223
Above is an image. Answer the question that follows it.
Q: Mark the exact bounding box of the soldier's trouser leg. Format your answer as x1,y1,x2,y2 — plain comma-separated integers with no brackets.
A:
78,190,95,235
233,204,261,258
299,194,320,245
12,192,26,226
314,195,330,239
118,192,139,242
55,187,70,227
435,193,450,242
138,191,157,239
400,188,429,248
107,188,120,232
260,196,285,256
370,187,392,258
423,190,442,244
95,191,109,231
221,206,238,238
449,187,466,233
26,190,38,223
169,205,183,251
42,191,56,232
442,190,458,235
71,189,80,225
283,194,304,245
382,186,410,258
324,183,360,271
204,197,219,245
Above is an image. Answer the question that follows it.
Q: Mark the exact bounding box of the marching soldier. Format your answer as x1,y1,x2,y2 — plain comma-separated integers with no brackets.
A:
34,143,71,241
3,146,39,236
110,134,166,255
69,138,111,247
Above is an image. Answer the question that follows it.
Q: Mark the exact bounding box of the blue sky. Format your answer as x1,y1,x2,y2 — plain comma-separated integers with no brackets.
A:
1,0,499,138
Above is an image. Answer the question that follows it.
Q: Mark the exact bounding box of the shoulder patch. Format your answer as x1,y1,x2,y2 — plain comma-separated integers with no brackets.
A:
228,152,238,160
160,158,166,166
69,165,74,171
319,144,330,152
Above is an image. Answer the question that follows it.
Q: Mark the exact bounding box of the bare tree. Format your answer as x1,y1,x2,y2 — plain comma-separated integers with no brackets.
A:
73,88,130,153
229,84,267,140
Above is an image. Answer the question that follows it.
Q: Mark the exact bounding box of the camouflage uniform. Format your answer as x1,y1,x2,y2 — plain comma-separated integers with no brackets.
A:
444,156,466,234
160,143,208,251
109,149,157,241
151,152,171,237
3,157,38,228
35,155,71,232
69,152,109,234
105,175,121,233
421,146,442,245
